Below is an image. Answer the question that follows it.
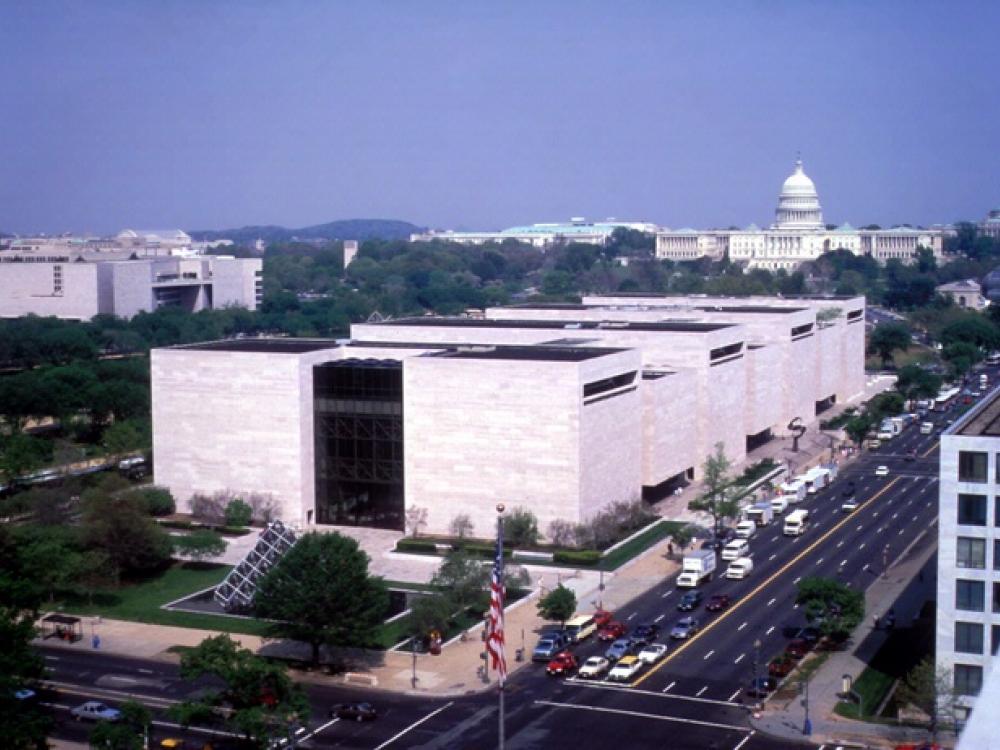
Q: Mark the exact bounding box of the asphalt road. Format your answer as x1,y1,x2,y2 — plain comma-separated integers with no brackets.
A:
42,371,998,750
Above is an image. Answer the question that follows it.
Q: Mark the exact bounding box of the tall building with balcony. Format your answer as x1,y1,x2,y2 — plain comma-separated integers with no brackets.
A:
937,390,1000,723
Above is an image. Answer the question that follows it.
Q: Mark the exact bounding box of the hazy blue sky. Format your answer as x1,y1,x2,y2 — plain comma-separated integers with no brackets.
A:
1,1,998,235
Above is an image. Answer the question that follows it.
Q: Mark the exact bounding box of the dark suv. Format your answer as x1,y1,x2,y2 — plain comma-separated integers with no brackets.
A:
677,590,703,611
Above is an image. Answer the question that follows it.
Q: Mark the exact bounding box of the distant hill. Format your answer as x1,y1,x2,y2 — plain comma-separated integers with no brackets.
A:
189,219,423,244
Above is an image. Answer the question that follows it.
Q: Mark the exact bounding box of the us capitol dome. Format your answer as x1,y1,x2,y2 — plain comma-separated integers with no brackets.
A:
655,156,943,270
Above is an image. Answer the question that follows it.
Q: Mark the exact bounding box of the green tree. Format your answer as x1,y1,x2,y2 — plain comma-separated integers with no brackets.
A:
0,434,52,485
867,322,911,368
895,656,959,740
173,530,227,563
0,527,50,750
254,532,389,665
80,493,173,584
795,576,864,642
844,414,875,446
537,583,577,626
894,364,943,402
102,419,149,459
88,700,150,750
689,442,740,535
224,498,253,527
172,634,308,749
942,341,981,378
431,547,489,612
408,592,455,643
16,527,82,602
940,316,1000,353
669,525,696,556
449,513,475,539
505,506,539,547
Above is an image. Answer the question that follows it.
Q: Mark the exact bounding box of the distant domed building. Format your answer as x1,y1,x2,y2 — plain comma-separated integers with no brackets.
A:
656,157,944,270
980,207,1000,241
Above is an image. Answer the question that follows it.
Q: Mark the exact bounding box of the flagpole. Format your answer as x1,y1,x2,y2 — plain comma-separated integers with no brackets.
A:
496,503,506,750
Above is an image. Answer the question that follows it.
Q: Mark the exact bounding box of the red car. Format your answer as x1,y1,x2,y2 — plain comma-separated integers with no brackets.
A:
705,594,732,612
768,655,795,677
785,639,811,660
597,621,627,641
593,609,614,628
545,651,578,677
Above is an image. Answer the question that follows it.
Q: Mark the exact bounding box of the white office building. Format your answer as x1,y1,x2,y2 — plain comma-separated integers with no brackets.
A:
656,158,945,270
152,295,864,538
410,218,660,248
937,391,1000,722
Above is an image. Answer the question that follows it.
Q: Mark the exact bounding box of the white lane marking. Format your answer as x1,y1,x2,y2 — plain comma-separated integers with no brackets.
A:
793,576,801,584
654,614,665,623
769,553,777,561
663,681,676,692
873,512,879,518
856,524,863,531
816,558,824,565
793,603,800,609
728,688,742,703
373,701,455,750
859,543,866,550
841,560,848,567
766,598,776,607
534,699,750,732
696,686,708,696
737,622,747,631
704,650,714,660
137,668,154,675
43,656,60,662
296,717,340,743
771,535,779,542
892,512,898,519
734,653,745,664
913,514,919,522
898,529,905,536
661,590,672,599
837,540,844,548
733,732,755,750
627,612,637,621
766,625,775,635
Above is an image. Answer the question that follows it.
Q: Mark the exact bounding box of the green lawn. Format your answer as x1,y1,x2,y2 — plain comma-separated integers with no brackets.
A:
56,562,272,637
834,664,895,720
600,520,682,571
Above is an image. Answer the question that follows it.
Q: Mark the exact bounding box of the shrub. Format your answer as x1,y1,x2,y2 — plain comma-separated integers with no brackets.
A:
449,513,475,539
245,492,279,524
575,500,656,550
547,519,575,548
173,529,227,562
189,493,225,524
505,507,539,547
553,549,601,566
224,498,253,528
132,487,175,517
396,538,438,554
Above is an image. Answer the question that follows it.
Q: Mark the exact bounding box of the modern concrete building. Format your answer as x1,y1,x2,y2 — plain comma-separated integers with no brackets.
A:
151,295,865,538
980,208,1000,242
410,218,660,248
936,389,1000,722
0,249,262,320
656,158,945,269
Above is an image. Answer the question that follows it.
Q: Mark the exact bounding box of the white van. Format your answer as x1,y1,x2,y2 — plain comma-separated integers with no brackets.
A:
783,509,809,536
920,421,934,435
778,480,806,505
725,557,754,580
735,520,757,539
721,539,750,561
564,614,598,643
770,495,789,515
803,467,828,494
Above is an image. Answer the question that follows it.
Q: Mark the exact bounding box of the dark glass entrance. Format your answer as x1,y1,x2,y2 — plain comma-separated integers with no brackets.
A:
313,359,404,530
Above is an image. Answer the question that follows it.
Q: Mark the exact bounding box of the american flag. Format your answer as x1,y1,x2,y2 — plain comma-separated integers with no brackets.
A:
486,514,507,686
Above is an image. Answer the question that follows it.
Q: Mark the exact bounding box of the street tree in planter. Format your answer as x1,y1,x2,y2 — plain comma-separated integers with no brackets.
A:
254,532,389,665
537,583,577,627
688,442,740,537
795,577,864,644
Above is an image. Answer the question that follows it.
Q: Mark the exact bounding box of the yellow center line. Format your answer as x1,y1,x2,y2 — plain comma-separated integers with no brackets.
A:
632,476,904,687
920,440,939,459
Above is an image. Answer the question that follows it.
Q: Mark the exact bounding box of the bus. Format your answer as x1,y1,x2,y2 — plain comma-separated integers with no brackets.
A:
933,387,961,411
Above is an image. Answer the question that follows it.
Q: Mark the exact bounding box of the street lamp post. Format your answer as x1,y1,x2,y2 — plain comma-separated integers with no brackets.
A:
882,544,890,579
801,677,812,735
752,639,761,709
411,636,418,688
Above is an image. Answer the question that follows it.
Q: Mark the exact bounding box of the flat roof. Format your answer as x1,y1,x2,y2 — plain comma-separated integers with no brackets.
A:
432,345,625,362
694,305,807,314
174,338,339,354
381,317,733,333
955,387,1000,436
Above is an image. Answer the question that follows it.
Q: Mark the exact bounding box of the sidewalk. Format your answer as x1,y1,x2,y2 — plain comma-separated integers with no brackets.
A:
751,526,942,749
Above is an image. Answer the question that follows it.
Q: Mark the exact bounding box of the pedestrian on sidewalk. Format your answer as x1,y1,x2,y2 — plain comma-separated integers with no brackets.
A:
873,614,880,630
667,542,674,560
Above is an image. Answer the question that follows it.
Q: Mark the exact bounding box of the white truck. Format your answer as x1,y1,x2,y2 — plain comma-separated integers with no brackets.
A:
676,549,717,588
783,508,810,536
775,479,806,508
745,502,774,527
802,467,828,494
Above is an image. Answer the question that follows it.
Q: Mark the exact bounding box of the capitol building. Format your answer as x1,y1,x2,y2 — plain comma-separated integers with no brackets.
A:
656,158,945,270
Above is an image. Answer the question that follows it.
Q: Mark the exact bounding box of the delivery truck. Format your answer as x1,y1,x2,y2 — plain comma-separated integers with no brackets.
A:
676,549,717,588
745,502,774,527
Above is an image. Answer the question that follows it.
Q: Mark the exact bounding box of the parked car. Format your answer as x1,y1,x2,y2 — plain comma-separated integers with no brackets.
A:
577,656,611,679
746,676,777,698
670,617,700,640
597,621,627,642
785,639,811,659
768,655,795,678
607,655,644,682
545,651,578,677
705,594,732,612
734,520,757,539
677,590,703,611
637,643,668,664
605,638,637,662
841,496,859,512
875,465,889,477
631,624,659,645
71,701,122,722
841,482,856,498
796,627,821,645
330,702,377,722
